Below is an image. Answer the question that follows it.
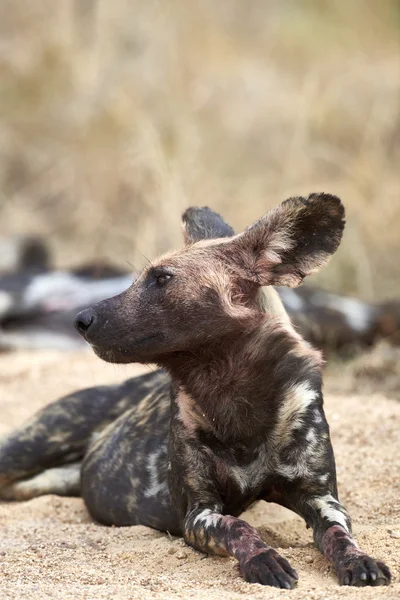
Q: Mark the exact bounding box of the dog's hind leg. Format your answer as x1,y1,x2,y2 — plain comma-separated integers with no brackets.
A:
1,462,81,500
0,370,168,499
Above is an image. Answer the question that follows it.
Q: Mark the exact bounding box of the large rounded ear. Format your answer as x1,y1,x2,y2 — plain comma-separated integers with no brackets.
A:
182,206,235,244
229,193,345,287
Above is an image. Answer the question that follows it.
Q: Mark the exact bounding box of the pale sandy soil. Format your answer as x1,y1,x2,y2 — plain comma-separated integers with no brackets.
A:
0,350,399,600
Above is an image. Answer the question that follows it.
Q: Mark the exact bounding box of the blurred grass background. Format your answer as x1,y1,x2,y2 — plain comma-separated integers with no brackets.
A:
0,0,399,301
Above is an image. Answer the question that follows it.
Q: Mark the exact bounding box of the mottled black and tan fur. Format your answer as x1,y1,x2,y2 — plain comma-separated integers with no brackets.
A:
0,195,391,589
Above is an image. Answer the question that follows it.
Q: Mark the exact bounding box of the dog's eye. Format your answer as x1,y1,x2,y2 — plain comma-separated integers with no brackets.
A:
155,274,172,287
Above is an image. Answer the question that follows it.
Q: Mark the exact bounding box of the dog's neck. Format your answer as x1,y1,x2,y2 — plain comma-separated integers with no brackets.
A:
159,315,323,443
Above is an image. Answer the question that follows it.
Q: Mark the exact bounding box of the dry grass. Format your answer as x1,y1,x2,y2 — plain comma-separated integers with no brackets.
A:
0,0,399,300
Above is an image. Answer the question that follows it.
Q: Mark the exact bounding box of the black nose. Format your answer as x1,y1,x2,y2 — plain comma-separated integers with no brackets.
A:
74,308,95,336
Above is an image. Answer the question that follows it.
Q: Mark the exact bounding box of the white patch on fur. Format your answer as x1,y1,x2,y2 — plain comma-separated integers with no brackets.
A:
144,448,168,498
259,287,294,330
276,461,314,480
274,381,318,449
313,408,323,424
263,249,282,266
230,446,271,493
289,381,318,411
275,422,324,481
306,428,317,443
88,429,104,447
193,508,221,528
311,494,350,533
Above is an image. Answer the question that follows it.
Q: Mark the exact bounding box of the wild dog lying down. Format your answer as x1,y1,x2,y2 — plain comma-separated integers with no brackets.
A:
0,194,391,589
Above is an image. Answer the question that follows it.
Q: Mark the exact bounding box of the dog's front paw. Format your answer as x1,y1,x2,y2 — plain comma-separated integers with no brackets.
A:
337,555,391,587
240,549,298,589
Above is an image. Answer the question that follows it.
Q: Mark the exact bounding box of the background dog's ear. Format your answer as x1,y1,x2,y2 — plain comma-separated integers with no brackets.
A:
182,206,235,244
0,235,50,274
230,193,345,287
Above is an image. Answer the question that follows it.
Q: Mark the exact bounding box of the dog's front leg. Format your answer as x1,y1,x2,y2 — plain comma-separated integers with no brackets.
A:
284,492,391,587
183,506,298,589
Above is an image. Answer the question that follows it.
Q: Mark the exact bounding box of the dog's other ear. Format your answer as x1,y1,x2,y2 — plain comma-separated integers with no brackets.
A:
182,206,235,244
229,193,345,287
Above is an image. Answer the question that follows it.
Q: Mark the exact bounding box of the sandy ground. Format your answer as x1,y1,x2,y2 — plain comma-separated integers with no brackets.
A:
0,350,399,600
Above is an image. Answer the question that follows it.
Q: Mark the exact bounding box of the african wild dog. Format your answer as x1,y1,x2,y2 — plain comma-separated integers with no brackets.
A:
0,194,391,589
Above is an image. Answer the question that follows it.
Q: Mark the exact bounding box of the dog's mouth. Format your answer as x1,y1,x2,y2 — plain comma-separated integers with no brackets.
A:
90,332,165,364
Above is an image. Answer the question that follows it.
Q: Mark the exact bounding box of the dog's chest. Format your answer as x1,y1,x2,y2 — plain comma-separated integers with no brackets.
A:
213,445,274,508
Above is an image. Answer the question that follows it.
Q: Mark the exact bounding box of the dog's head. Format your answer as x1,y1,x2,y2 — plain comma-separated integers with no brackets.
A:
75,193,345,364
